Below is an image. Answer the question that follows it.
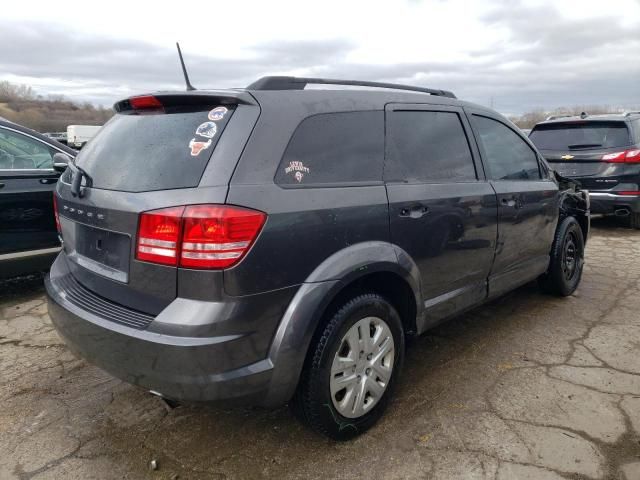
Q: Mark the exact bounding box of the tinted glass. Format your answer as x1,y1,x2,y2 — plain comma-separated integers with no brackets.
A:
275,111,383,185
0,128,54,170
529,121,631,150
385,110,476,183
472,115,541,181
75,106,234,192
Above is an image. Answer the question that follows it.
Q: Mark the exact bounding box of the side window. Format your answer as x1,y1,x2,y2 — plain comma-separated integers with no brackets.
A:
385,110,477,183
0,128,54,170
275,111,384,186
471,115,541,181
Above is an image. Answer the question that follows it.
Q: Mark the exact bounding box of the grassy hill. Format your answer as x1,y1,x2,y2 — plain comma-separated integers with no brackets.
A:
0,81,113,133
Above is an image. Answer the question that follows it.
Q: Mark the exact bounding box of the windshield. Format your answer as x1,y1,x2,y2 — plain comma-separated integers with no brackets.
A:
529,121,631,151
75,105,234,192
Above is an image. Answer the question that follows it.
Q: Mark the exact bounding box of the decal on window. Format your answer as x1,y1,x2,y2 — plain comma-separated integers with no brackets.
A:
195,121,217,139
188,138,212,156
208,106,228,122
284,161,310,183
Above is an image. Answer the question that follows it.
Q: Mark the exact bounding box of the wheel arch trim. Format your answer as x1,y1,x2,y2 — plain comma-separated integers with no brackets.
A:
262,241,422,406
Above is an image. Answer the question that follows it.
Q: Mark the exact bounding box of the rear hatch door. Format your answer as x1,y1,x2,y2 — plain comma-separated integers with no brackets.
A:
530,120,633,190
56,92,258,315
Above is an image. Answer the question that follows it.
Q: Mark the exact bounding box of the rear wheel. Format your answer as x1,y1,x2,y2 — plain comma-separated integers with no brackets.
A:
291,293,405,440
538,216,585,296
629,212,640,229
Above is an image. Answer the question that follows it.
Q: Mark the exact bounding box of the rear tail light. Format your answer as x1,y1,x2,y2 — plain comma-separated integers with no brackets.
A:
602,149,640,163
137,206,184,265
136,205,266,269
616,191,640,196
53,193,61,233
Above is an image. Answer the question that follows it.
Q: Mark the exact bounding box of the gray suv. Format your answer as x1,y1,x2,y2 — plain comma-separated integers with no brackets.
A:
45,77,589,439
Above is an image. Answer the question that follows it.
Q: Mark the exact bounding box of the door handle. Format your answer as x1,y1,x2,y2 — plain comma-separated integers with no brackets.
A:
39,178,57,184
0,182,4,189
400,205,430,219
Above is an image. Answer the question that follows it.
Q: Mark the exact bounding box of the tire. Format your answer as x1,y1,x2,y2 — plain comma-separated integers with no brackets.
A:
629,212,640,229
290,293,405,440
538,216,585,296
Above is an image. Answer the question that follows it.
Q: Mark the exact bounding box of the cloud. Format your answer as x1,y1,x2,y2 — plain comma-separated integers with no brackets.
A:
0,2,639,115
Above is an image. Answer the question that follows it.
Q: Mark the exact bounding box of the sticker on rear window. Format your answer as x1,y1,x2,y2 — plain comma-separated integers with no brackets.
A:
284,161,310,183
208,106,228,121
189,138,212,156
195,121,217,139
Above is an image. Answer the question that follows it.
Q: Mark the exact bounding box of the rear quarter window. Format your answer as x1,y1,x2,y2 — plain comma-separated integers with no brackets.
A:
275,111,384,186
75,105,234,192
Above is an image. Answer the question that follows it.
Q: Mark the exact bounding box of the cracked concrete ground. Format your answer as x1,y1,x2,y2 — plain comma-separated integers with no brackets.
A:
1,217,639,480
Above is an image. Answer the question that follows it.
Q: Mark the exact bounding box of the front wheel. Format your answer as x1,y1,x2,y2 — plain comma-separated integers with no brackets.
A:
538,216,585,296
290,293,405,440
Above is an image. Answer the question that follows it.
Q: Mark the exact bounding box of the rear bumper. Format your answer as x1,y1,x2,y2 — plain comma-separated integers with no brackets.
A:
45,254,298,406
588,192,640,215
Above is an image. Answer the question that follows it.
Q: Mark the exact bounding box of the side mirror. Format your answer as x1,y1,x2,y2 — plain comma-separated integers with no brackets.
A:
52,152,72,172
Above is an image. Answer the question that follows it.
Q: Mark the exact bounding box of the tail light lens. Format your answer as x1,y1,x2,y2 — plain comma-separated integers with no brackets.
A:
180,205,266,269
137,207,185,266
602,149,640,163
136,205,266,269
52,193,61,233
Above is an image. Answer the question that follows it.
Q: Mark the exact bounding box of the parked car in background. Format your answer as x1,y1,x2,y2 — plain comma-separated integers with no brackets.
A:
530,112,640,228
0,119,76,278
67,125,101,149
43,131,69,146
46,77,589,440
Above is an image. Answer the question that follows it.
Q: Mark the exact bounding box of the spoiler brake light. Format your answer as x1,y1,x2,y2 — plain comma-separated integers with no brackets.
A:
128,95,164,111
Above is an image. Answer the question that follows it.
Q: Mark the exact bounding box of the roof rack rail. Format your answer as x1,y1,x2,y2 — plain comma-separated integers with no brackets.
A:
624,110,640,117
246,76,457,99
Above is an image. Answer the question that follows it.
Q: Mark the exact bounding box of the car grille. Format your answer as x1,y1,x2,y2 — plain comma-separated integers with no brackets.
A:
57,273,155,330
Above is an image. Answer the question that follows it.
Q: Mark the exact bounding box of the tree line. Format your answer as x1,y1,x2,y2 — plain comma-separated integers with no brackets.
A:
0,81,113,133
0,80,637,132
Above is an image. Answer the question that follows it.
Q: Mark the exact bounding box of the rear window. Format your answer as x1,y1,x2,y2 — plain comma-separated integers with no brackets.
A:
75,105,234,192
275,111,384,186
529,121,631,151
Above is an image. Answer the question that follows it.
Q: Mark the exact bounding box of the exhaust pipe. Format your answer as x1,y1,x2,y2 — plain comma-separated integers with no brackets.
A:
614,208,630,217
149,390,181,411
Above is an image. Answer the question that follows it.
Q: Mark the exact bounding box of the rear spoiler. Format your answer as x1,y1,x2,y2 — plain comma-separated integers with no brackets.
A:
113,90,257,113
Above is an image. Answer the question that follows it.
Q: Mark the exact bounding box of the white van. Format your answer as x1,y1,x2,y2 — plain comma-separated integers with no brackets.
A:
67,125,101,149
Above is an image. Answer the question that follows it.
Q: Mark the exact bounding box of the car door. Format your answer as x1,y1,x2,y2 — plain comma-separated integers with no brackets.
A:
385,104,498,331
0,126,62,256
466,110,559,298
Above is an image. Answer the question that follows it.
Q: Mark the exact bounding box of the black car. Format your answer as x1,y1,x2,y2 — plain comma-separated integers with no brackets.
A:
0,119,76,278
45,77,589,439
529,112,640,228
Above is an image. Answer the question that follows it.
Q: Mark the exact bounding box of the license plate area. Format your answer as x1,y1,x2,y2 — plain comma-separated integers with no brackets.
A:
73,223,131,283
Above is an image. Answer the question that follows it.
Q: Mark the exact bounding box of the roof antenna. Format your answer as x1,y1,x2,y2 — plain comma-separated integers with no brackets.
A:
176,42,196,91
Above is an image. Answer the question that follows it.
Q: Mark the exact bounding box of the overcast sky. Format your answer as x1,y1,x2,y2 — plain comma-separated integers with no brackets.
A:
1,0,639,115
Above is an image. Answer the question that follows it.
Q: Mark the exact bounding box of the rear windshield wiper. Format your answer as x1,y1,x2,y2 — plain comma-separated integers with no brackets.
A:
68,157,93,198
568,143,602,150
